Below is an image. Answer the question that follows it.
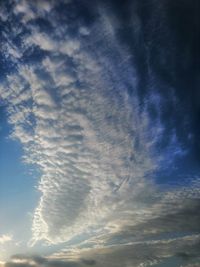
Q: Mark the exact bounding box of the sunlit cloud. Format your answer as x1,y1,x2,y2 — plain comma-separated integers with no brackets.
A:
0,0,199,266
0,235,13,245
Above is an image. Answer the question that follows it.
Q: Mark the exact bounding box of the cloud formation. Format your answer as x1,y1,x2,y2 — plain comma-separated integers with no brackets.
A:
0,235,12,245
2,234,200,267
0,0,200,266
0,0,160,246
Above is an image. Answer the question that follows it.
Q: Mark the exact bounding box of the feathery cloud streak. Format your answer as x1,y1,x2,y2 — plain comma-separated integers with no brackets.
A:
0,0,199,266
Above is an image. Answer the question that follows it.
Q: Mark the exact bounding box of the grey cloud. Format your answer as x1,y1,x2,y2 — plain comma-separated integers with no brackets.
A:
5,256,81,267
125,198,200,239
10,255,48,265
176,251,200,261
4,238,200,267
57,235,200,267
80,260,96,266
4,255,98,267
74,194,200,250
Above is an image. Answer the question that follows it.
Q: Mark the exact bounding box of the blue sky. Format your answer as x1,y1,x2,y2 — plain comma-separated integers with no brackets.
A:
0,105,39,258
0,1,200,267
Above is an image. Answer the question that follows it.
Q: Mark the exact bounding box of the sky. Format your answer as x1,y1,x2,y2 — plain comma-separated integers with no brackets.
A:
0,0,200,266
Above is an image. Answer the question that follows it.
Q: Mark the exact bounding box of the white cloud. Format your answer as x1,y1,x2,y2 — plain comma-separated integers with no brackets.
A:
0,2,199,264
14,0,56,23
0,235,13,245
1,25,159,247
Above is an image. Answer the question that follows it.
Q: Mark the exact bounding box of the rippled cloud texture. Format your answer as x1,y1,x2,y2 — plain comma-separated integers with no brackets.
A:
0,0,200,266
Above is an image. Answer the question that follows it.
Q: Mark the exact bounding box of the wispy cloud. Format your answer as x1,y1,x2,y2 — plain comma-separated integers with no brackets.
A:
0,235,13,245
0,0,160,247
2,233,200,267
0,0,200,266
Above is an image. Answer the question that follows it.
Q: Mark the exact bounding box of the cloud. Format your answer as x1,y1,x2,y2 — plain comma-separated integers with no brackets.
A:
0,235,13,245
57,236,200,267
2,235,200,267
0,0,161,247
4,256,81,267
0,0,200,265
